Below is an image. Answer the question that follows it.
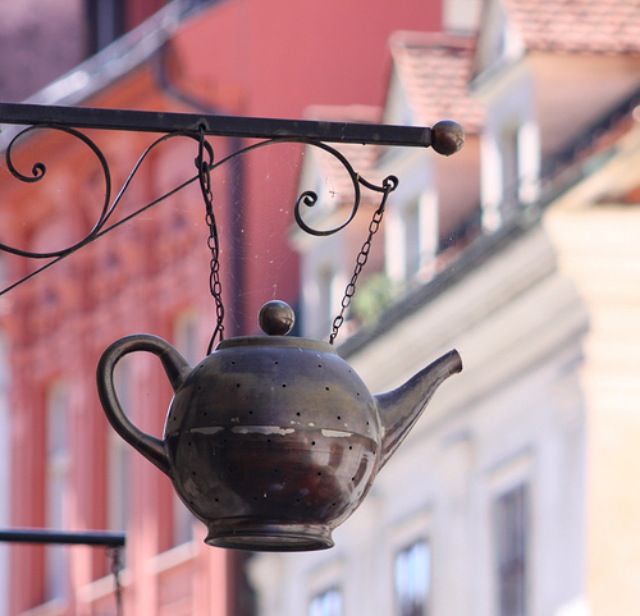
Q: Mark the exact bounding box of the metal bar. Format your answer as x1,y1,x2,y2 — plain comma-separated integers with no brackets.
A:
0,528,126,547
0,102,432,148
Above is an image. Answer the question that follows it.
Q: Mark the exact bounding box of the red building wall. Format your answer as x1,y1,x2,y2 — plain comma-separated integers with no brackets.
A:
2,1,442,614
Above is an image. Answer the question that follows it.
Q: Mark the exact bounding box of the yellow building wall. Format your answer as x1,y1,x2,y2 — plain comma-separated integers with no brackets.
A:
546,201,640,615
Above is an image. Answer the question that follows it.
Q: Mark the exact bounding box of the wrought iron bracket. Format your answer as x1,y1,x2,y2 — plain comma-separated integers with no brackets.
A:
0,103,463,151
0,102,464,297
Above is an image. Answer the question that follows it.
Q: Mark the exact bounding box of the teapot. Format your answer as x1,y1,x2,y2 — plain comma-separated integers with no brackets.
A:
97,300,461,551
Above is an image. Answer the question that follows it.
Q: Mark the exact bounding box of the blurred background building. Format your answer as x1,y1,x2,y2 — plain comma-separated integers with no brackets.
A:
1,1,639,616
0,0,443,615
250,2,640,616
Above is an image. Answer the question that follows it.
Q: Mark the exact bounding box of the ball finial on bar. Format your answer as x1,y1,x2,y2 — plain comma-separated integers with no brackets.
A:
431,120,465,156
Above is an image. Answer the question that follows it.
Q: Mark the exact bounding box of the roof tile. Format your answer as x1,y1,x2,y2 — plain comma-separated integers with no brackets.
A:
505,0,640,53
389,32,484,133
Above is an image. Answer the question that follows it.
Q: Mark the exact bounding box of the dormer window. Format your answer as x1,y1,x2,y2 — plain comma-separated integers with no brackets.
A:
501,123,520,210
385,192,438,286
316,265,338,339
482,115,540,230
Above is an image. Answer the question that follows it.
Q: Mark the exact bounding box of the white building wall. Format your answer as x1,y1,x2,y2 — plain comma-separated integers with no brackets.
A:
249,225,588,616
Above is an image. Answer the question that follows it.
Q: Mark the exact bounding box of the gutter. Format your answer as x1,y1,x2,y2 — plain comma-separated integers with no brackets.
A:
151,39,246,337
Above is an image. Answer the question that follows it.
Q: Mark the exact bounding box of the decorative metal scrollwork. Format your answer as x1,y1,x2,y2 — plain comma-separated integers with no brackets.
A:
0,125,398,297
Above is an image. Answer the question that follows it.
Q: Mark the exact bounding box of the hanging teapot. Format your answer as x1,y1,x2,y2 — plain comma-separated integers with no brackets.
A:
97,300,461,551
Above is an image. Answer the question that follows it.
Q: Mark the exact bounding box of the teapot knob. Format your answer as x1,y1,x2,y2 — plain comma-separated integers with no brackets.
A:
259,300,295,336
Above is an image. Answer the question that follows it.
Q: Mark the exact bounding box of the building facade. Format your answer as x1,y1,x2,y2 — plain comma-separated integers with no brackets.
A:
0,0,446,614
249,1,640,615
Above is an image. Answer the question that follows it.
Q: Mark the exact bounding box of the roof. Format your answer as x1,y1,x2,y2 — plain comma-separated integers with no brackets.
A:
505,0,640,54
389,32,484,134
339,80,640,359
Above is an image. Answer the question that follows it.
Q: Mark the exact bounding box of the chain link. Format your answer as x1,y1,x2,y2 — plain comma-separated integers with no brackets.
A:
329,177,396,345
109,546,124,616
197,128,225,353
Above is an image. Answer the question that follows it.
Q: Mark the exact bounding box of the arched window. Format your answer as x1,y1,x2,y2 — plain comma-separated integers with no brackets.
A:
394,540,432,616
171,311,200,546
108,358,133,537
45,382,70,602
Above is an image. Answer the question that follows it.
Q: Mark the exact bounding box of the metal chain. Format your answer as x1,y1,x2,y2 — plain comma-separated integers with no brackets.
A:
109,546,124,616
196,127,225,353
329,177,396,345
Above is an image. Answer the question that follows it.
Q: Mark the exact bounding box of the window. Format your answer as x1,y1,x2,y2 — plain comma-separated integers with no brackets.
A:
493,483,528,616
309,587,343,616
86,0,126,54
501,125,520,210
403,201,422,280
108,359,132,535
394,540,431,616
46,383,70,602
317,265,336,338
171,312,200,545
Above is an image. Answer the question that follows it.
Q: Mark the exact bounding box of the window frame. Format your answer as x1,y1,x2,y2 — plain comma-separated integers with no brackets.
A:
388,510,433,616
486,451,533,616
306,558,345,616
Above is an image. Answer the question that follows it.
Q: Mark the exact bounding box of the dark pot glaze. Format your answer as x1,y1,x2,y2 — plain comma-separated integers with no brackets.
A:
97,301,462,551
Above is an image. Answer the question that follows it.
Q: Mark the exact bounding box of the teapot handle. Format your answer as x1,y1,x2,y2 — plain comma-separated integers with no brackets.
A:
96,334,192,477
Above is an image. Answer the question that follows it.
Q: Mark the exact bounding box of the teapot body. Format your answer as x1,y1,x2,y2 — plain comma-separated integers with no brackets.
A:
165,336,381,550
97,302,462,552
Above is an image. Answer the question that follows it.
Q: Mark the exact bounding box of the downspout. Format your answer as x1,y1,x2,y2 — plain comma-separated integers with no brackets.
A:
151,39,255,616
151,41,246,337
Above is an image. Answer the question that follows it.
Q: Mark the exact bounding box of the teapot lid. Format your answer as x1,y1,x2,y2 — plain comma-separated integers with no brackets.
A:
216,300,334,353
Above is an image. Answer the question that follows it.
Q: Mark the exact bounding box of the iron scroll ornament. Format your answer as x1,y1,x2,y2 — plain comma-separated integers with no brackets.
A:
0,124,405,297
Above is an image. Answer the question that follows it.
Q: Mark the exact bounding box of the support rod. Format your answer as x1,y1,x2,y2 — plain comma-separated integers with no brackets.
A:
0,528,126,547
0,102,435,148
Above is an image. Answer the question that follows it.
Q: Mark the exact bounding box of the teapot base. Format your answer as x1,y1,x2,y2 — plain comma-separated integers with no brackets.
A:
204,521,334,552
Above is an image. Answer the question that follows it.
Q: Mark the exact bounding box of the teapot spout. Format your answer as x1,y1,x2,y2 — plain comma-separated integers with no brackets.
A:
374,350,462,470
